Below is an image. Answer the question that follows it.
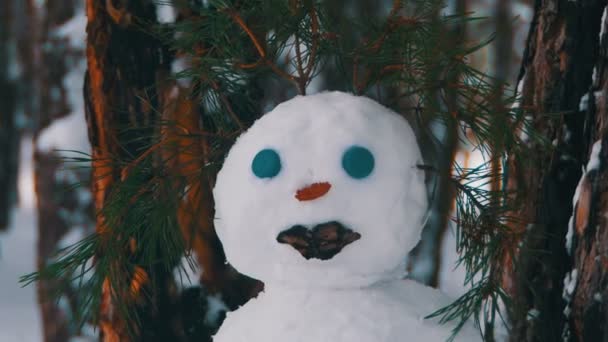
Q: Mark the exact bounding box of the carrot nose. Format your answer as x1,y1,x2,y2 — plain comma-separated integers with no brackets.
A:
295,182,331,201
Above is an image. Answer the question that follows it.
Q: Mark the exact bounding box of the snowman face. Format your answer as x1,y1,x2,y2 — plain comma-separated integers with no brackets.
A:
213,92,427,288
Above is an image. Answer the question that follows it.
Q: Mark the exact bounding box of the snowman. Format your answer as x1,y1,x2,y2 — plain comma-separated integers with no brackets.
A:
212,91,480,341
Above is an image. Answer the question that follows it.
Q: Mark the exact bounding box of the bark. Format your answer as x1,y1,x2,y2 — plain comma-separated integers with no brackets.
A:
34,152,71,342
408,0,467,287
84,1,175,340
163,89,262,313
30,2,93,341
505,1,606,341
567,3,608,340
0,0,20,231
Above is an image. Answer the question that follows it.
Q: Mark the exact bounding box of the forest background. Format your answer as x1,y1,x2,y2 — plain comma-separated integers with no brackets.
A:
1,0,533,341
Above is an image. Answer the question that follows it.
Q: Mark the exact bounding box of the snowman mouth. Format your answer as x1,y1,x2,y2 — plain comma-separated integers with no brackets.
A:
276,221,361,260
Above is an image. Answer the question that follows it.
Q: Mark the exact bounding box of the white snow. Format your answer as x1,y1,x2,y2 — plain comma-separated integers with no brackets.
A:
156,2,177,23
438,225,469,298
563,269,578,298
566,139,603,254
601,6,608,41
38,7,89,154
578,91,602,112
55,14,87,49
511,72,526,110
214,92,428,289
565,215,575,254
566,173,584,254
587,139,603,171
579,93,590,112
214,280,480,342
173,255,201,289
36,58,89,154
213,92,479,341
527,308,540,321
512,73,533,144
172,57,193,88
204,294,228,326
561,269,578,323
594,292,603,302
592,67,599,85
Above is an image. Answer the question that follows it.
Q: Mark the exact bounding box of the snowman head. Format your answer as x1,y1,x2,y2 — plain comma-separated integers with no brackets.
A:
213,91,427,289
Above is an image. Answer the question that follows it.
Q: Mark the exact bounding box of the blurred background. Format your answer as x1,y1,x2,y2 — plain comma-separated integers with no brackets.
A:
0,0,532,341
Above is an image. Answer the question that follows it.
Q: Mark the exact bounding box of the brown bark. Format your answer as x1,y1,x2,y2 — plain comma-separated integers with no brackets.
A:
162,89,262,312
567,4,608,340
31,2,90,341
84,1,175,340
408,0,467,287
34,151,71,342
505,1,606,341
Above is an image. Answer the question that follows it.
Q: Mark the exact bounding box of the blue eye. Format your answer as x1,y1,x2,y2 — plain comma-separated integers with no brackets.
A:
252,149,281,179
342,146,374,179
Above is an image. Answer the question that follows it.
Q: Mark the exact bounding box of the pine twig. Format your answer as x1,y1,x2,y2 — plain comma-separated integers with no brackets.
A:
225,8,302,93
208,78,245,130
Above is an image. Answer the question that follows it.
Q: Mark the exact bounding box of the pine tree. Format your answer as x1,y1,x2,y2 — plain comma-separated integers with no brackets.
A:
22,0,540,341
505,1,608,340
0,0,20,231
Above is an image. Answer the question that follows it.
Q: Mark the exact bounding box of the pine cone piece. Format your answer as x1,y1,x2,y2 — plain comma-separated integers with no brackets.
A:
276,221,361,260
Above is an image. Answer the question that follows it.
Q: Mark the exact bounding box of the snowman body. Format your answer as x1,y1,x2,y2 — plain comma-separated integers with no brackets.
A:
212,92,481,342
213,280,478,342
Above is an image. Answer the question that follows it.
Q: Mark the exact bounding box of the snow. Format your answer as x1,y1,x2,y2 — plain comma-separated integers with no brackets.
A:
0,138,42,341
438,225,469,298
214,92,428,288
579,93,590,112
566,139,603,254
213,92,479,341
565,215,575,254
156,2,177,23
578,91,603,112
214,280,480,342
204,294,228,326
172,57,193,88
565,173,584,254
0,8,88,340
38,7,88,154
563,268,578,298
527,309,540,321
594,292,603,302
561,267,578,341
512,73,533,144
601,5,608,41
512,73,526,111
36,58,89,154
55,14,87,49
173,255,201,289
592,67,599,85
587,139,603,171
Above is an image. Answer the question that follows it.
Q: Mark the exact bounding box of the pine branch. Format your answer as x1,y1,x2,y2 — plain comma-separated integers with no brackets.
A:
22,1,553,340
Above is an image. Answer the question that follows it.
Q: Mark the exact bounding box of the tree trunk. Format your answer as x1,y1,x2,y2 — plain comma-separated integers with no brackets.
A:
566,3,608,340
84,1,175,340
0,0,20,231
506,1,607,341
33,2,87,341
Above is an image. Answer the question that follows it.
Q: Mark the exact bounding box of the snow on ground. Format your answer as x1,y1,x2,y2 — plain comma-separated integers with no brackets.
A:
0,6,89,340
438,224,468,298
0,138,42,342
